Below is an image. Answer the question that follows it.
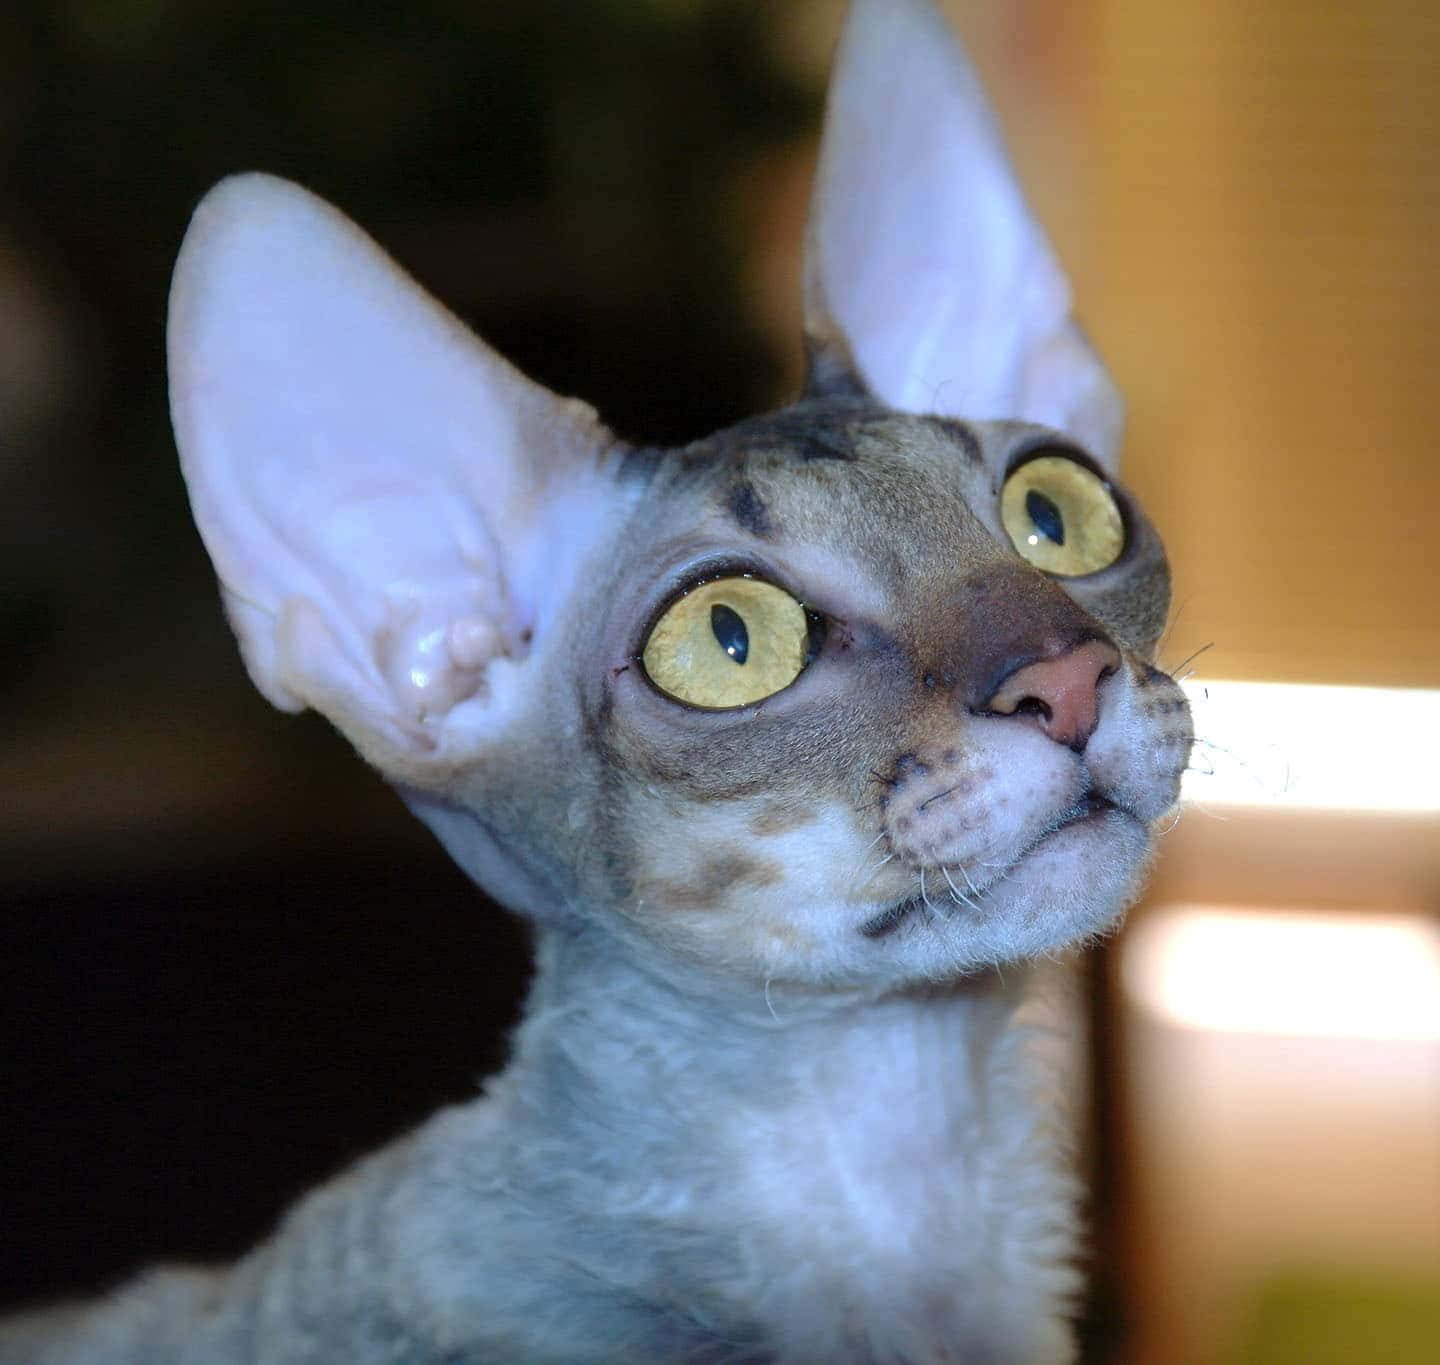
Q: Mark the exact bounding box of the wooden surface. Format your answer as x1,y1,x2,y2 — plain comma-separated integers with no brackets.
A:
884,0,1438,688
1075,0,1439,686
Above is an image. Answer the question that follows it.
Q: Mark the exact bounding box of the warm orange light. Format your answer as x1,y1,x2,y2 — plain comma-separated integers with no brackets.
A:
1122,906,1440,1041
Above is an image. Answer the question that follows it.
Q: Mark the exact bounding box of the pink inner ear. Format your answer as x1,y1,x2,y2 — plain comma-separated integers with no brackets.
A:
168,173,620,764
805,0,1123,468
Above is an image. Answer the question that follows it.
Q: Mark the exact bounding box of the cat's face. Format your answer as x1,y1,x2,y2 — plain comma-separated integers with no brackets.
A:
167,0,1192,993
409,398,1190,991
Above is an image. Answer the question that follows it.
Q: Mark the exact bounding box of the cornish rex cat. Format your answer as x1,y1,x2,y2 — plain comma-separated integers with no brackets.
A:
0,0,1191,1360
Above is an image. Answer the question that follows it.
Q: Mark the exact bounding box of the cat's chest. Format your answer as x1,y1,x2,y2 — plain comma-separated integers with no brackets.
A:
708,994,1080,1361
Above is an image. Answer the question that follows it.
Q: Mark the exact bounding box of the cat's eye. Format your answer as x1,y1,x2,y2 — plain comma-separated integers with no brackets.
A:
1000,453,1124,577
641,576,819,709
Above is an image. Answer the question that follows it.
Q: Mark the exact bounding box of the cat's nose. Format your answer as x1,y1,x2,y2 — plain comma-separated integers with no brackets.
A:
983,639,1121,751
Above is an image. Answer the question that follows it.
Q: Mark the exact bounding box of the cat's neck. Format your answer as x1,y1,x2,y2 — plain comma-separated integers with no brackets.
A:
507,919,1064,1140
523,919,910,1045
489,922,1081,1359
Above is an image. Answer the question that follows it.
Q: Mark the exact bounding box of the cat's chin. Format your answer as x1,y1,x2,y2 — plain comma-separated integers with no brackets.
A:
858,802,1154,970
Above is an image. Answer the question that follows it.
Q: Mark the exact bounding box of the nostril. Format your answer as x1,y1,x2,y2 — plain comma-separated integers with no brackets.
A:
1012,696,1052,723
983,638,1121,751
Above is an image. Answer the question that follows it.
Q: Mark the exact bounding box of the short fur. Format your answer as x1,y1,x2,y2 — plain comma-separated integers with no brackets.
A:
0,2,1191,1361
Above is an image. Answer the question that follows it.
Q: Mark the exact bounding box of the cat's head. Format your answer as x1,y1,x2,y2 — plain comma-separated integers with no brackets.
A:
167,0,1191,991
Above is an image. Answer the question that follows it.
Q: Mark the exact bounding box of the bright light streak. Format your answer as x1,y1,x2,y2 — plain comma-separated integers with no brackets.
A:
1122,906,1440,1041
1180,680,1440,812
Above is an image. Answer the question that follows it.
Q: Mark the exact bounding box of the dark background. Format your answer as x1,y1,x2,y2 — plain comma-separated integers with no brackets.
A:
2,0,813,1312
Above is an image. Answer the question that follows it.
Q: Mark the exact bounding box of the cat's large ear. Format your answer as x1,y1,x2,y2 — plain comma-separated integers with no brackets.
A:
804,0,1123,468
168,174,623,784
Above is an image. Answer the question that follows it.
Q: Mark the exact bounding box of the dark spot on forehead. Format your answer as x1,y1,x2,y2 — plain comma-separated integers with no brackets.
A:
726,480,772,538
702,397,888,466
777,412,863,462
924,417,983,467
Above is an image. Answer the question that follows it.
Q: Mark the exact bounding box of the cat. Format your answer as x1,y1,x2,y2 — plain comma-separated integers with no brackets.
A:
0,0,1191,1360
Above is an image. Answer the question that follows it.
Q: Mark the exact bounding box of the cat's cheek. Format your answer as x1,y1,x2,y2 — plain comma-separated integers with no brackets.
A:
621,802,883,978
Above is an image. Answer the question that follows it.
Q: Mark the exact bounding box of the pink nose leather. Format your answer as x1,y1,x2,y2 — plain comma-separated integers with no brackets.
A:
984,639,1121,750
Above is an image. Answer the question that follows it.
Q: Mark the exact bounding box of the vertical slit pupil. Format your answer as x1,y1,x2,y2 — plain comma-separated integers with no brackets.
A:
710,603,748,664
1025,489,1065,545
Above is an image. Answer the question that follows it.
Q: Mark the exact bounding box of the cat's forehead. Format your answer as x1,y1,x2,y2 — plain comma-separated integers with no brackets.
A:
637,398,1034,563
672,396,989,489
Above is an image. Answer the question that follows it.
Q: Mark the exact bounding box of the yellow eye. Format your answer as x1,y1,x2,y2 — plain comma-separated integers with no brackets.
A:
641,576,815,709
1000,453,1124,576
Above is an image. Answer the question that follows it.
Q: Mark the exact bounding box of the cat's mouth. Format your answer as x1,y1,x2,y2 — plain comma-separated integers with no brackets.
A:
859,793,1125,940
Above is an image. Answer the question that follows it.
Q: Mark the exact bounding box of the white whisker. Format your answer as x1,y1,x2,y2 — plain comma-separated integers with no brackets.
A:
940,865,979,913
1183,799,1232,823
854,852,895,894
762,977,779,1022
1156,806,1185,836
848,831,890,883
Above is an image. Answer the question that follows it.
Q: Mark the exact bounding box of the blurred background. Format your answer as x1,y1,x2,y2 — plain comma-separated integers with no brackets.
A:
2,1,1437,1360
